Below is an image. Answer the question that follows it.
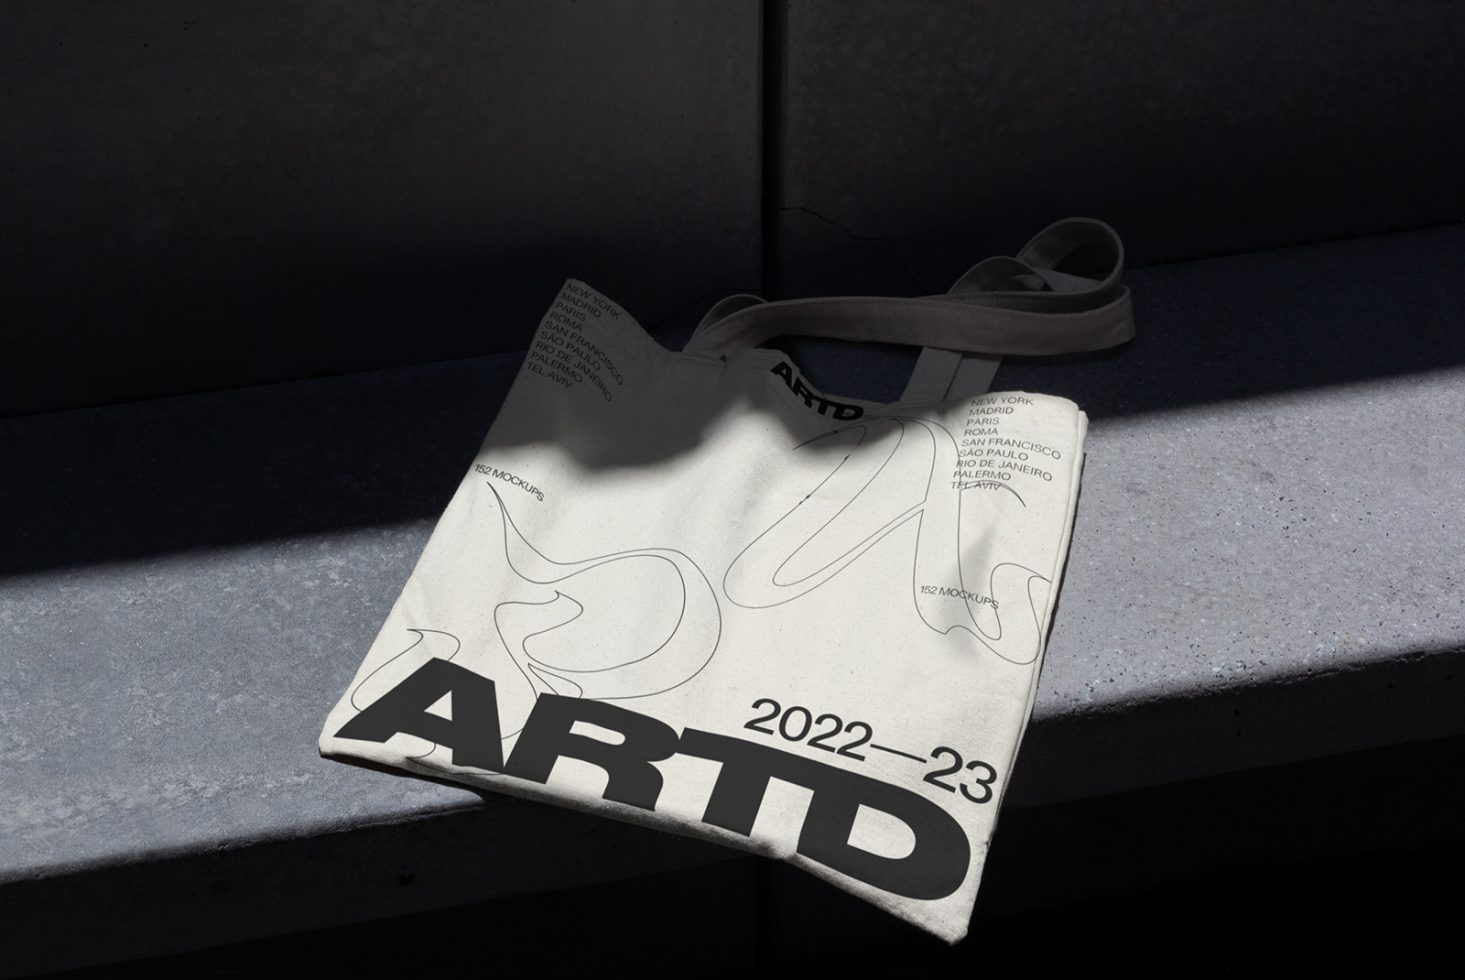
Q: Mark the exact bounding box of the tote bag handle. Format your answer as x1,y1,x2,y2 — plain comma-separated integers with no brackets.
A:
683,217,1134,402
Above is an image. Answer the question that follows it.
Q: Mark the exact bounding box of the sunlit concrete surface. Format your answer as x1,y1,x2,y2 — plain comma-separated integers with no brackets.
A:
2,229,1461,973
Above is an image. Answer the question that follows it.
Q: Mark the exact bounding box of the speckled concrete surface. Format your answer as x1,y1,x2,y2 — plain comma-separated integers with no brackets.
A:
0,527,455,872
1054,377,1463,707
2,228,1462,970
4,366,1458,882
1010,371,1465,804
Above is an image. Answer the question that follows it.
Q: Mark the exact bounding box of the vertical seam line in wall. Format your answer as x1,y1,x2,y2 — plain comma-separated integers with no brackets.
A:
760,0,787,300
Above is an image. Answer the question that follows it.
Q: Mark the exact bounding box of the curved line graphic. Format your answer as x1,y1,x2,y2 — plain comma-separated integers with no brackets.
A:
491,590,584,735
346,487,723,751
963,480,1026,507
724,414,1051,665
725,419,925,606
484,486,723,706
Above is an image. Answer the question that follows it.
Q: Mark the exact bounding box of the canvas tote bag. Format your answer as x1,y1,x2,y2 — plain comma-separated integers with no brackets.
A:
319,218,1132,942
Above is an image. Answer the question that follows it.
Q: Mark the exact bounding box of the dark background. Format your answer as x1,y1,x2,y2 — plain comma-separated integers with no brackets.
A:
45,736,1465,976
5,2,1462,974
4,1,1463,418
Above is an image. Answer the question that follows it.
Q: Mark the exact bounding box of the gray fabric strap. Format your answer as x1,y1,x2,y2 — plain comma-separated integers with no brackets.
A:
685,217,1134,403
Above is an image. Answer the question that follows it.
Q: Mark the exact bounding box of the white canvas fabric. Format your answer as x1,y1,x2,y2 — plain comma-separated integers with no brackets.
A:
319,219,1132,942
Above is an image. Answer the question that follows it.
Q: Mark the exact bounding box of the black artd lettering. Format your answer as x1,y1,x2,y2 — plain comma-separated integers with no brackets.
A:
334,659,505,772
798,762,970,901
679,728,969,899
505,694,680,810
337,665,971,900
769,360,865,420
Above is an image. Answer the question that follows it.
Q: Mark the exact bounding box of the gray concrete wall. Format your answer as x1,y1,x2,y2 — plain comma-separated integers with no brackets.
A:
9,2,1463,418
772,0,1465,296
1,1,762,417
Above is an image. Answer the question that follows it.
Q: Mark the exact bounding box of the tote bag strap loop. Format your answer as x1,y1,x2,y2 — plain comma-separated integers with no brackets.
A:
684,217,1134,403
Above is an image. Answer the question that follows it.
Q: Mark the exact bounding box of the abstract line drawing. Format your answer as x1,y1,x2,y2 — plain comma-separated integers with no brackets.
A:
485,486,722,708
350,486,722,745
724,416,1050,665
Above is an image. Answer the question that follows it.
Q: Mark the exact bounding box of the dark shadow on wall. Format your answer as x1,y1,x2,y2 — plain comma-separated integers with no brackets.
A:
2,221,1462,578
770,0,1465,274
0,0,762,419
0,236,755,419
772,221,1465,415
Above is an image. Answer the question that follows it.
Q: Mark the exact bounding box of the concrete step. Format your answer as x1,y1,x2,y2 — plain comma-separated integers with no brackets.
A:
2,226,1461,974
